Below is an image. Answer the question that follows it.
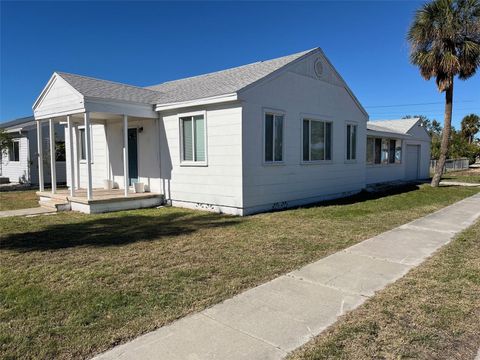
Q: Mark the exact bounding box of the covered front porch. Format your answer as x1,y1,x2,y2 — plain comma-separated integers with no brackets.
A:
37,188,163,213
33,72,165,213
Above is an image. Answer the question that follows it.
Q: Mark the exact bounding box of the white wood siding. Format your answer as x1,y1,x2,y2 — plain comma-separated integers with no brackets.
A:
240,54,368,214
105,118,161,192
66,118,162,192
159,103,243,213
34,75,84,119
66,123,108,189
0,136,29,183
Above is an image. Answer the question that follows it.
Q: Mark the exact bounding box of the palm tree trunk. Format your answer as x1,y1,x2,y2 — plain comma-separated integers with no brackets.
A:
431,81,454,187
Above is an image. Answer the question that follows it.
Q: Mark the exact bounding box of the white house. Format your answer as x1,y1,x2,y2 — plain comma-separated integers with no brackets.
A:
32,48,430,215
0,116,66,185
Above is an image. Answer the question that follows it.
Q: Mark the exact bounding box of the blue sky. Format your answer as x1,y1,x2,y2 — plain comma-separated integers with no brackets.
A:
1,1,479,129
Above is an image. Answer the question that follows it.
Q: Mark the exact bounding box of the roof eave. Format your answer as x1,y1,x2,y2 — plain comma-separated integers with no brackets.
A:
155,93,238,112
367,129,411,139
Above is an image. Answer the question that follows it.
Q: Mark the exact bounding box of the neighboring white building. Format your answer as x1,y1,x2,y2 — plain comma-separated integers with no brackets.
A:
366,118,431,185
32,48,430,215
0,116,66,185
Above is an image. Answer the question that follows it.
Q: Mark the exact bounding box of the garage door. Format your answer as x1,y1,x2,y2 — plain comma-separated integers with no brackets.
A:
406,145,420,180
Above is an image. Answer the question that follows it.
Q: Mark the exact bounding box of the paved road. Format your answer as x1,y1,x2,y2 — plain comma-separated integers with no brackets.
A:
93,193,480,360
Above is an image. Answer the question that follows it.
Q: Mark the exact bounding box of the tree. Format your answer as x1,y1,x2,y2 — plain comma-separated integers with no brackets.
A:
0,128,12,156
449,126,480,163
461,113,480,143
407,0,480,187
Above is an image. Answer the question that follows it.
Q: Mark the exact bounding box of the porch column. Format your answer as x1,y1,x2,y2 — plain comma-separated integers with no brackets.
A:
123,114,129,197
36,120,44,192
84,112,93,200
67,115,75,197
49,118,57,194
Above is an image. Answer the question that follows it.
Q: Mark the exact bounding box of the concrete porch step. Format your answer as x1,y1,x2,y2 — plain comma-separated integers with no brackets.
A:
39,199,71,212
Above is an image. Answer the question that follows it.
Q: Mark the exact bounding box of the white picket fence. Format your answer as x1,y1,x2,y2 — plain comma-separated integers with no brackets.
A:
430,158,469,173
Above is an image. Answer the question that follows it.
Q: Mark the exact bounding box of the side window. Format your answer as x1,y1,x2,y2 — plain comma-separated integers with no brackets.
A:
264,112,284,163
180,114,206,163
302,119,332,162
389,140,396,164
374,138,382,164
367,137,402,165
9,140,20,162
346,124,357,161
79,128,86,161
395,140,402,163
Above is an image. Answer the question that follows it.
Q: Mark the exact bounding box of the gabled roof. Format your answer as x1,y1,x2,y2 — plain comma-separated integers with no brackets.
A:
147,49,315,104
367,118,420,136
34,47,367,116
56,72,160,104
48,50,314,107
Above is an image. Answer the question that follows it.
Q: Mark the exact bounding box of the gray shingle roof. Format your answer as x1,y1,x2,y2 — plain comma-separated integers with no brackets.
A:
57,72,161,104
0,116,35,129
147,49,315,104
55,49,316,106
367,118,420,135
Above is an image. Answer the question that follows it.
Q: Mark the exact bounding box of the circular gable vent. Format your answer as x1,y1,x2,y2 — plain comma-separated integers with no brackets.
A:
314,58,323,78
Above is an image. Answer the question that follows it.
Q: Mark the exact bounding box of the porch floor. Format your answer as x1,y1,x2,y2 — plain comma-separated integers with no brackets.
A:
37,188,162,205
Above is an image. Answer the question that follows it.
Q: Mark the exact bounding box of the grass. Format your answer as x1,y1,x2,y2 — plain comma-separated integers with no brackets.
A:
0,189,39,211
289,219,480,360
441,167,480,183
0,185,479,359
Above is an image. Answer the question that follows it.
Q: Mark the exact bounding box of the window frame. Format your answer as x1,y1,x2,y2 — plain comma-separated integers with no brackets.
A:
78,125,94,164
262,108,285,165
179,110,208,167
301,116,333,164
366,136,402,166
8,139,20,162
345,122,358,163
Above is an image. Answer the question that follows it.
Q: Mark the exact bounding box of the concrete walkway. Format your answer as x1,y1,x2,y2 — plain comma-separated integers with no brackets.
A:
0,207,55,218
93,193,480,360
440,180,480,187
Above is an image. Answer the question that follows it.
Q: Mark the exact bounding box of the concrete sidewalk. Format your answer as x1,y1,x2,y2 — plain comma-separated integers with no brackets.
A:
440,180,480,187
93,193,480,360
0,207,55,218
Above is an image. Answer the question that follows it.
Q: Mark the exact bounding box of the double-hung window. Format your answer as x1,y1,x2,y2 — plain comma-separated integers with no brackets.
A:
8,140,20,162
264,112,284,163
181,114,206,164
302,119,332,162
346,123,357,161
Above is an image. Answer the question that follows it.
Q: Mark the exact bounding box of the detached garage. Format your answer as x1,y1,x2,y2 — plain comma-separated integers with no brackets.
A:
365,118,431,185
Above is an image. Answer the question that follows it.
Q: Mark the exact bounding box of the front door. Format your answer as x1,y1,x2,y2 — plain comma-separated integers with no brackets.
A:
128,128,138,185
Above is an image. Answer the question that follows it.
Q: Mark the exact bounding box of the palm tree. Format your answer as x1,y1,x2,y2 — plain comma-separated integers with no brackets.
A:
407,0,480,187
461,113,480,143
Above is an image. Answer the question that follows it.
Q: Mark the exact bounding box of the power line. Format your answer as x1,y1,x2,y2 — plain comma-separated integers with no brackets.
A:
369,107,480,116
365,100,476,108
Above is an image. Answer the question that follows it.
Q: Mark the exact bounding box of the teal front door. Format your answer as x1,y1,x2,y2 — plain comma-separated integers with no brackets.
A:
128,128,138,185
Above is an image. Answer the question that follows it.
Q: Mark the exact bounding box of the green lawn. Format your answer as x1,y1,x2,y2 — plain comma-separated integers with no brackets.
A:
1,185,479,359
0,189,39,211
289,219,480,360
441,168,480,183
